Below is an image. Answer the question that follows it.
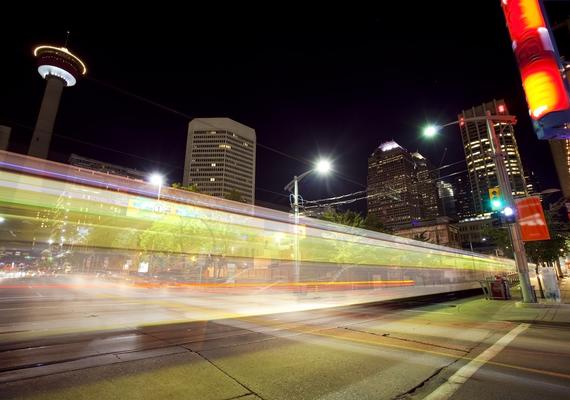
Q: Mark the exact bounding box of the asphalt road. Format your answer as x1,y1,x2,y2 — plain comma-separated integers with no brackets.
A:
0,276,569,399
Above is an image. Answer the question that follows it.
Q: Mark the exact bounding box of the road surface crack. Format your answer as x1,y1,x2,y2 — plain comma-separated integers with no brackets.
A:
193,350,266,400
391,362,454,400
339,327,468,353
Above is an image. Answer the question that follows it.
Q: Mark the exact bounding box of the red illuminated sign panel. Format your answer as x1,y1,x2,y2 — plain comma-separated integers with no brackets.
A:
516,196,550,242
501,0,570,121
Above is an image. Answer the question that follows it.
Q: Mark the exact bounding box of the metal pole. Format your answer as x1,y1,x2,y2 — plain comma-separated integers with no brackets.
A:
293,176,300,285
158,184,162,201
485,111,536,303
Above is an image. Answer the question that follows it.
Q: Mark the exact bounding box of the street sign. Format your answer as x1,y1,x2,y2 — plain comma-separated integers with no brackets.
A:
516,196,550,241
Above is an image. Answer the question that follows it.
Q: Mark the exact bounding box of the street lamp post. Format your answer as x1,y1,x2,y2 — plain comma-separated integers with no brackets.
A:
424,112,536,303
284,159,331,285
149,173,164,201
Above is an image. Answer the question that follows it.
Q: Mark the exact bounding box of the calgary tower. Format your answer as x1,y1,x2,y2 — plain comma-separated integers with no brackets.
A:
28,43,86,159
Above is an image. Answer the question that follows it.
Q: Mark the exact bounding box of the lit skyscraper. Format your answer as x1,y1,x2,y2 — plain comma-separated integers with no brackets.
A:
367,141,439,229
451,172,474,219
183,118,256,204
458,99,527,215
436,181,457,219
412,151,440,220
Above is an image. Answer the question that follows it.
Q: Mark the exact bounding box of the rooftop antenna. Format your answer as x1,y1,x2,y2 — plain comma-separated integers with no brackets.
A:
64,30,70,48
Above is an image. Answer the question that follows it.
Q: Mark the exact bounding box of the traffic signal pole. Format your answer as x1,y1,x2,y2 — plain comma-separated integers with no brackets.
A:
485,111,536,303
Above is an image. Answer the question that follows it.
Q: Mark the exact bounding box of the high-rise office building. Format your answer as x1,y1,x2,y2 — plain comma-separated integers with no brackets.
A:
524,169,541,197
412,152,440,220
367,141,439,229
183,118,256,204
458,99,527,215
436,180,457,219
451,172,474,219
549,140,570,199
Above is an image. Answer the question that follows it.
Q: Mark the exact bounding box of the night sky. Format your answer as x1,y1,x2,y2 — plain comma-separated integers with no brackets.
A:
2,3,570,209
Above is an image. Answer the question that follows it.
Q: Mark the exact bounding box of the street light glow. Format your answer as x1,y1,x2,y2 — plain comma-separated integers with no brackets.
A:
423,125,439,138
149,173,164,186
315,159,332,174
503,206,514,217
0,216,4,223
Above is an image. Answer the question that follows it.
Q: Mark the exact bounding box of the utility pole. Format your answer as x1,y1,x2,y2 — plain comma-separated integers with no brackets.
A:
485,111,536,303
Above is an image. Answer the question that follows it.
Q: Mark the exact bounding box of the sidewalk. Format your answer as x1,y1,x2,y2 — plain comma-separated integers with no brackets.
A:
513,276,570,324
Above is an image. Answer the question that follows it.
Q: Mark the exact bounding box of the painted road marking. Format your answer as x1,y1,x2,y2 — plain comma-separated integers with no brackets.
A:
423,323,530,400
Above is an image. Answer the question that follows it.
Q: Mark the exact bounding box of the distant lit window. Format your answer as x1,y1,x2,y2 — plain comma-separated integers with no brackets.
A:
210,178,215,182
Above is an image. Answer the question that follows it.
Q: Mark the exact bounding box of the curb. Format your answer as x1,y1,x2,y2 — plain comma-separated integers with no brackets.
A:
515,301,570,309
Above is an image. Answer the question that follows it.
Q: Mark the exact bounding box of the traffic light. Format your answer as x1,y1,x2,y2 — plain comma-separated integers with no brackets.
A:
489,187,503,211
501,0,570,140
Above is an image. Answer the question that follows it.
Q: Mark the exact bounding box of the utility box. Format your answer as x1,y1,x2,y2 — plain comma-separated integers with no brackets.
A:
480,276,511,300
541,268,561,302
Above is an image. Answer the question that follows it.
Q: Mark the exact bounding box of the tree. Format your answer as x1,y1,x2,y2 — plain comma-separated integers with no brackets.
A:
224,189,245,203
319,209,393,235
319,209,365,229
363,213,393,234
171,182,200,192
525,235,568,266
481,225,513,258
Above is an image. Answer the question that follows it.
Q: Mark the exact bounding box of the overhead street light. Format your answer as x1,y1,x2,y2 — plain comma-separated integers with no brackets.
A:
315,159,332,174
284,158,332,218
423,125,438,138
284,158,333,285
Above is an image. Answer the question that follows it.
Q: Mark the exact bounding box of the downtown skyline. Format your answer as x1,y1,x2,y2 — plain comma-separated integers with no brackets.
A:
1,3,569,209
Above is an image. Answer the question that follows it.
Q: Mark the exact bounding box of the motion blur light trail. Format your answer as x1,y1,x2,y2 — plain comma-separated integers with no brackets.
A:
0,151,529,337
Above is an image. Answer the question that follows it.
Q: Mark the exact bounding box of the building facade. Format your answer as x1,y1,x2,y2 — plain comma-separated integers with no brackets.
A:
459,99,528,215
456,216,502,255
413,152,441,220
183,118,256,204
367,141,439,229
68,154,147,181
436,180,457,219
549,140,570,199
451,172,474,219
394,217,460,248
524,169,541,197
